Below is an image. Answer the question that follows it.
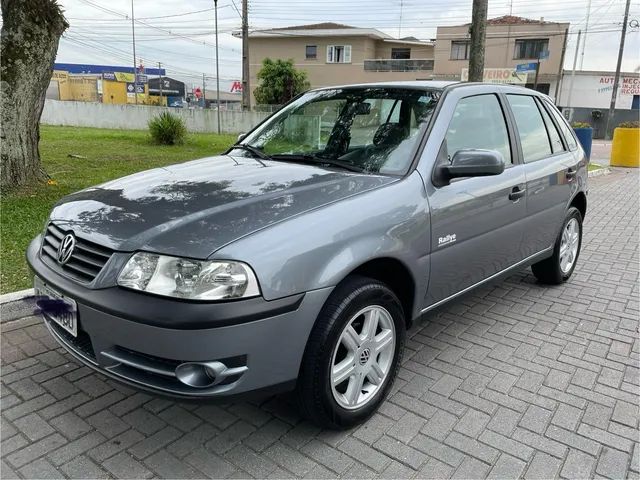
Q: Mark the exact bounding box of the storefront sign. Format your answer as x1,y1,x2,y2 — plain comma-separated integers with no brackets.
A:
461,68,527,85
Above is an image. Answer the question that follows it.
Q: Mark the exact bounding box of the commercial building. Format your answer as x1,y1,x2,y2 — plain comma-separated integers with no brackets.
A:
48,63,169,105
245,23,435,104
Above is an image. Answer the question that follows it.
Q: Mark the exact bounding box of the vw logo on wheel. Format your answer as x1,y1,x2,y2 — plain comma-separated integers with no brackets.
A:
57,234,76,265
359,348,371,365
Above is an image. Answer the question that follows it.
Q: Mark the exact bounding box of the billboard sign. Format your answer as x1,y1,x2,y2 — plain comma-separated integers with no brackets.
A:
461,68,527,85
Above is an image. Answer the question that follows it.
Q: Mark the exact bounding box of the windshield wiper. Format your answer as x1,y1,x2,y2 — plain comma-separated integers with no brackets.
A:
269,154,366,173
230,144,271,162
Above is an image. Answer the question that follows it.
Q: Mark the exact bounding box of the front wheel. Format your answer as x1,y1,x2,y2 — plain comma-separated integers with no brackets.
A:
531,207,583,284
296,276,405,429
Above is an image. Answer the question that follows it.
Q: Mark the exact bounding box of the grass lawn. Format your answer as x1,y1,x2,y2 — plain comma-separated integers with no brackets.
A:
1,125,235,294
588,162,604,171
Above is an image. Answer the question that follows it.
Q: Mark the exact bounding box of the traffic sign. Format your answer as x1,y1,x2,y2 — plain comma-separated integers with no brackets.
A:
516,62,537,72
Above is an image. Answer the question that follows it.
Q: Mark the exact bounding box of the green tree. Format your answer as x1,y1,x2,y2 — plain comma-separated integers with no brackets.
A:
253,58,310,105
1,0,68,189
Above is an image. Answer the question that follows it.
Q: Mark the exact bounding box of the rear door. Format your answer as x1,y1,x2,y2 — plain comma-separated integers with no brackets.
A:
424,92,527,307
504,94,579,256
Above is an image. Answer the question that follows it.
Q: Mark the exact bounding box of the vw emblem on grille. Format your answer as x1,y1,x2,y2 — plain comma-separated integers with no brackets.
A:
359,348,371,365
57,234,76,265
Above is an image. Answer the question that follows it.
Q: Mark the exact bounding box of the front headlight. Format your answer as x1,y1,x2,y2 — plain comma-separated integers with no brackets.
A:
117,252,260,301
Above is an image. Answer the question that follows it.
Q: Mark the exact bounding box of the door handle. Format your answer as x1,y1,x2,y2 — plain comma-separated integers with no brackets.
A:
566,168,577,180
509,185,526,201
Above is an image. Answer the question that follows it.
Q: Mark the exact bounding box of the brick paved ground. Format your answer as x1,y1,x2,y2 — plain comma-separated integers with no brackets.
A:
2,169,639,479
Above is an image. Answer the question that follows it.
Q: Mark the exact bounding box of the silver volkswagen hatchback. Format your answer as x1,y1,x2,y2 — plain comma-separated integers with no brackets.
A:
28,81,587,428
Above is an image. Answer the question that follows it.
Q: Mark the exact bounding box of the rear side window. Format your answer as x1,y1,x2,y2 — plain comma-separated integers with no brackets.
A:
442,94,512,164
545,101,578,150
536,98,564,153
506,94,552,163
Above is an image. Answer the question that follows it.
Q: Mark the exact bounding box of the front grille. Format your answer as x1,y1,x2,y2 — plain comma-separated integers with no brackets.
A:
41,223,113,283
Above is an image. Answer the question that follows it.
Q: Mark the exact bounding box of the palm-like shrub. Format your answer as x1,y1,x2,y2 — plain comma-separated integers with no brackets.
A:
148,112,187,145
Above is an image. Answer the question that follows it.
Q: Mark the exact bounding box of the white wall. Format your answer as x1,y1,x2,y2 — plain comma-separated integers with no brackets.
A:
557,73,640,109
41,100,270,134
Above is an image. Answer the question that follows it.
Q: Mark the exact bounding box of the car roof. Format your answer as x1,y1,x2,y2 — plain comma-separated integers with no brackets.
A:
312,80,459,91
309,81,550,98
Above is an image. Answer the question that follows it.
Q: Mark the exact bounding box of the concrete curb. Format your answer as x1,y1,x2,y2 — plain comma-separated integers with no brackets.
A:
0,288,34,305
588,167,611,178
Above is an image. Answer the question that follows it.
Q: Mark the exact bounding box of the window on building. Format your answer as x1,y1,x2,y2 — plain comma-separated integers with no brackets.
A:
305,45,317,60
442,94,512,164
327,45,352,63
391,48,411,59
506,94,552,163
514,39,549,59
450,41,470,60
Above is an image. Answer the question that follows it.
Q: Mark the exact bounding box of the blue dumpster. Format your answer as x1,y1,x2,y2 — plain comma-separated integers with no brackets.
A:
573,127,593,160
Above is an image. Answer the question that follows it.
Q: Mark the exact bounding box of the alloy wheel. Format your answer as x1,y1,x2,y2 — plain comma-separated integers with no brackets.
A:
559,217,580,274
330,305,396,410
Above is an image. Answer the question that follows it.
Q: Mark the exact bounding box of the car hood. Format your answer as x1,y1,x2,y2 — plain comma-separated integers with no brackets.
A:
50,155,396,258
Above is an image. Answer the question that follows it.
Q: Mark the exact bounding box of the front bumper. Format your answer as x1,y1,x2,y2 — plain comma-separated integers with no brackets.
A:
27,236,332,399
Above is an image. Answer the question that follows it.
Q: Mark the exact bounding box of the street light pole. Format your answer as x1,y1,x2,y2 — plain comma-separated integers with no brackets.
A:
131,0,138,104
215,0,221,134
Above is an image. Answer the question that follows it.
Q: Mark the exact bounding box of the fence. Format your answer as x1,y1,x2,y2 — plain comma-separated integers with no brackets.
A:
41,100,271,134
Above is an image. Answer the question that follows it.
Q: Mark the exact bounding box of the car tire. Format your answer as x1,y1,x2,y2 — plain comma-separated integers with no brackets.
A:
296,275,406,429
531,207,583,285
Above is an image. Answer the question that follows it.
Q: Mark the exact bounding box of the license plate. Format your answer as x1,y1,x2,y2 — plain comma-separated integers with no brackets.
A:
34,276,78,337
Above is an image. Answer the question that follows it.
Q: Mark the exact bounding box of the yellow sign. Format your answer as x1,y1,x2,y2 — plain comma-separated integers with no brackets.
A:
114,72,135,82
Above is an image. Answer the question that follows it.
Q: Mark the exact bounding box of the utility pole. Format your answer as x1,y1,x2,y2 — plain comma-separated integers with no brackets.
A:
158,62,163,105
468,0,488,82
202,73,206,108
566,29,582,119
553,28,569,103
605,0,631,140
131,0,138,104
241,0,250,110
215,0,221,134
579,0,591,70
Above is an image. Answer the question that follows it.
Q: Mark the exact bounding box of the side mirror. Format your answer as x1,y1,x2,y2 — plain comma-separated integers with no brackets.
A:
237,133,246,143
437,149,505,185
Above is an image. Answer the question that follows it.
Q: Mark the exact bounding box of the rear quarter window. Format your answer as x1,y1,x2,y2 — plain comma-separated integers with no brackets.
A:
544,100,579,151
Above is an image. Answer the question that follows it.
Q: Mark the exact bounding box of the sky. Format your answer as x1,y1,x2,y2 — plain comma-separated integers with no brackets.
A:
53,0,640,91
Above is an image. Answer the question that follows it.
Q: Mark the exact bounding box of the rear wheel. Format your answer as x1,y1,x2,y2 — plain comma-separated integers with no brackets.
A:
532,207,582,284
296,276,405,429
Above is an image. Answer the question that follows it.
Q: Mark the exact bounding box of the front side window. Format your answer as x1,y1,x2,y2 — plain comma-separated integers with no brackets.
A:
327,45,352,63
450,41,470,60
240,88,441,175
506,94,552,163
442,94,512,164
305,45,317,59
391,48,411,59
514,39,549,59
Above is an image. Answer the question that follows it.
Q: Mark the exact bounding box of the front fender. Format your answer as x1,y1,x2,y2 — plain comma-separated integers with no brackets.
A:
212,172,431,315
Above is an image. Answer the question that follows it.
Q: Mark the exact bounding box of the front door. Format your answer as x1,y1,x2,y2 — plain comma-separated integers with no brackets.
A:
424,93,527,308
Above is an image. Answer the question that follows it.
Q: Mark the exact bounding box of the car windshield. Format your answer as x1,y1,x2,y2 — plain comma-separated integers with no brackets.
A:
236,87,441,175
